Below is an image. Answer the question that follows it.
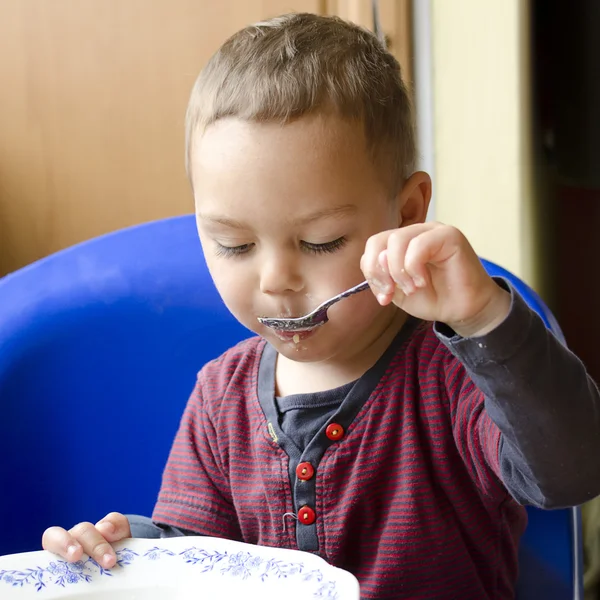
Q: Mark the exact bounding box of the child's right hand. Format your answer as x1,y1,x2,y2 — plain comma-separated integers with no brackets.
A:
41,512,131,569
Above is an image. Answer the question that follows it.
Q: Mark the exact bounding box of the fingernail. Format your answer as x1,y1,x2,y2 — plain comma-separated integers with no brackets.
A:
413,276,426,288
67,544,79,558
103,553,114,568
377,293,388,304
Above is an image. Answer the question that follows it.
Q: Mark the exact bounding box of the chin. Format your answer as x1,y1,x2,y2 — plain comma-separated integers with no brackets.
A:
262,326,342,363
275,342,336,364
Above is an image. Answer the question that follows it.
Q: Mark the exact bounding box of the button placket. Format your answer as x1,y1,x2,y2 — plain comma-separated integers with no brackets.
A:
290,421,348,549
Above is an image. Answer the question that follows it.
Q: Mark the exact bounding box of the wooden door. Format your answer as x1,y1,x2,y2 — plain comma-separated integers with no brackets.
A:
0,1,322,275
0,0,411,276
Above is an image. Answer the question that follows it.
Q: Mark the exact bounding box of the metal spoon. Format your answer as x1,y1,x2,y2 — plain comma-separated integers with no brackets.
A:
258,280,370,331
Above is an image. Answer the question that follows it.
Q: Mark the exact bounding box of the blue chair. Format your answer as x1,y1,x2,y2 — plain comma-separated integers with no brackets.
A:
480,259,584,600
0,216,251,556
0,216,583,599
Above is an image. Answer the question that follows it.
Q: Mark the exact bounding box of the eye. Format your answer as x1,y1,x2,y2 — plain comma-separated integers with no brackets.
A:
215,243,254,257
302,237,347,255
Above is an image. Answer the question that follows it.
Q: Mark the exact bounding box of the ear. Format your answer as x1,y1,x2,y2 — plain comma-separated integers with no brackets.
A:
394,171,432,227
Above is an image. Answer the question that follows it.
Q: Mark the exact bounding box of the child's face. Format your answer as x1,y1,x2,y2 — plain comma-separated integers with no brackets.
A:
191,113,411,364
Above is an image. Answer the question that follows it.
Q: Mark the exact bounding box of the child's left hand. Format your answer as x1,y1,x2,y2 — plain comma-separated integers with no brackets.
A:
360,222,511,338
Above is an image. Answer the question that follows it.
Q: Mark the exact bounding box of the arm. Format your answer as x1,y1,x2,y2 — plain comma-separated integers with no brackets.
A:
437,280,600,508
361,221,600,509
126,514,196,538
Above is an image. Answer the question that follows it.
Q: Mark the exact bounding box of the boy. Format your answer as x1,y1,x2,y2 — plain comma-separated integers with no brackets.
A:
42,13,600,599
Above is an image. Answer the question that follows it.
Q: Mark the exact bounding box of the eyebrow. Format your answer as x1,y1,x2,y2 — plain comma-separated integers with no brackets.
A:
197,204,357,229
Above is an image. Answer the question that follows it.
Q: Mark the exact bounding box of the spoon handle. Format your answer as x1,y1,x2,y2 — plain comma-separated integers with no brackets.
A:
320,280,370,310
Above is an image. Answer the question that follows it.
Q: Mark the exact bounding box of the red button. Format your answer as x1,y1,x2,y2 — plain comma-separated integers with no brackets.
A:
296,462,315,481
326,423,344,441
298,505,316,525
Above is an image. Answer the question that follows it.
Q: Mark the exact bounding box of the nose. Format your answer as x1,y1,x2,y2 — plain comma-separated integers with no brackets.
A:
259,249,304,295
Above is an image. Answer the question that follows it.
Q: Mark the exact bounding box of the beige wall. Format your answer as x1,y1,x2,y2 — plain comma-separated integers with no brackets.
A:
430,0,536,288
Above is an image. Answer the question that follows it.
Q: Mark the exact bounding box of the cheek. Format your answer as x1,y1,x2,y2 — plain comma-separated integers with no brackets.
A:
204,256,256,318
311,244,367,290
200,239,243,295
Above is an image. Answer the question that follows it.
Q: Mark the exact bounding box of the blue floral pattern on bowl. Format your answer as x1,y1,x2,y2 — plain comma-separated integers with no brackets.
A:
1,546,339,598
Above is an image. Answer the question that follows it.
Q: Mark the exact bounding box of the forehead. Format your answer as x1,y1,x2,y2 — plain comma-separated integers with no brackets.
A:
190,114,389,218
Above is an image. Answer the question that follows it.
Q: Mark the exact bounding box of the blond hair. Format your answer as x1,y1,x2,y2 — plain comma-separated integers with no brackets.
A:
185,13,415,191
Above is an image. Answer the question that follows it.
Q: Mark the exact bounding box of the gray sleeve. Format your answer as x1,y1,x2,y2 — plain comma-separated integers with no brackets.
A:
435,279,600,508
126,514,197,538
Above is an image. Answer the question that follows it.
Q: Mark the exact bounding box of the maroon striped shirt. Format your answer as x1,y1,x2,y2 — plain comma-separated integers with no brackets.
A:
154,319,527,599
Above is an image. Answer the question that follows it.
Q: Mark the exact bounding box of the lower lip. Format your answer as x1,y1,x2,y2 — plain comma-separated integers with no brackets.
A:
273,328,318,343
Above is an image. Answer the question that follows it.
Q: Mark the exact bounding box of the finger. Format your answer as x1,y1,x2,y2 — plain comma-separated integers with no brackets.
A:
369,250,398,304
384,223,438,293
42,526,84,562
381,244,416,295
361,232,396,295
69,522,117,569
95,512,132,542
403,225,464,282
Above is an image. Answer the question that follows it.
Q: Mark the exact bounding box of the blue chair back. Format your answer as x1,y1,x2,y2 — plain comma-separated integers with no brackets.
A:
0,216,251,555
0,217,582,599
481,259,583,600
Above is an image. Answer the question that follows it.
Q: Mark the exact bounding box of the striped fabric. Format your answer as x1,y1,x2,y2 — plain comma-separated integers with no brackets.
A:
153,323,526,599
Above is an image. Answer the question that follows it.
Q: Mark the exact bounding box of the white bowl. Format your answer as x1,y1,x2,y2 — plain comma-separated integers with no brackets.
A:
0,536,359,599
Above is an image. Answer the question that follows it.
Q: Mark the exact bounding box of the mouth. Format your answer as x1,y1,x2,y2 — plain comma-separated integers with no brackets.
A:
258,308,328,332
